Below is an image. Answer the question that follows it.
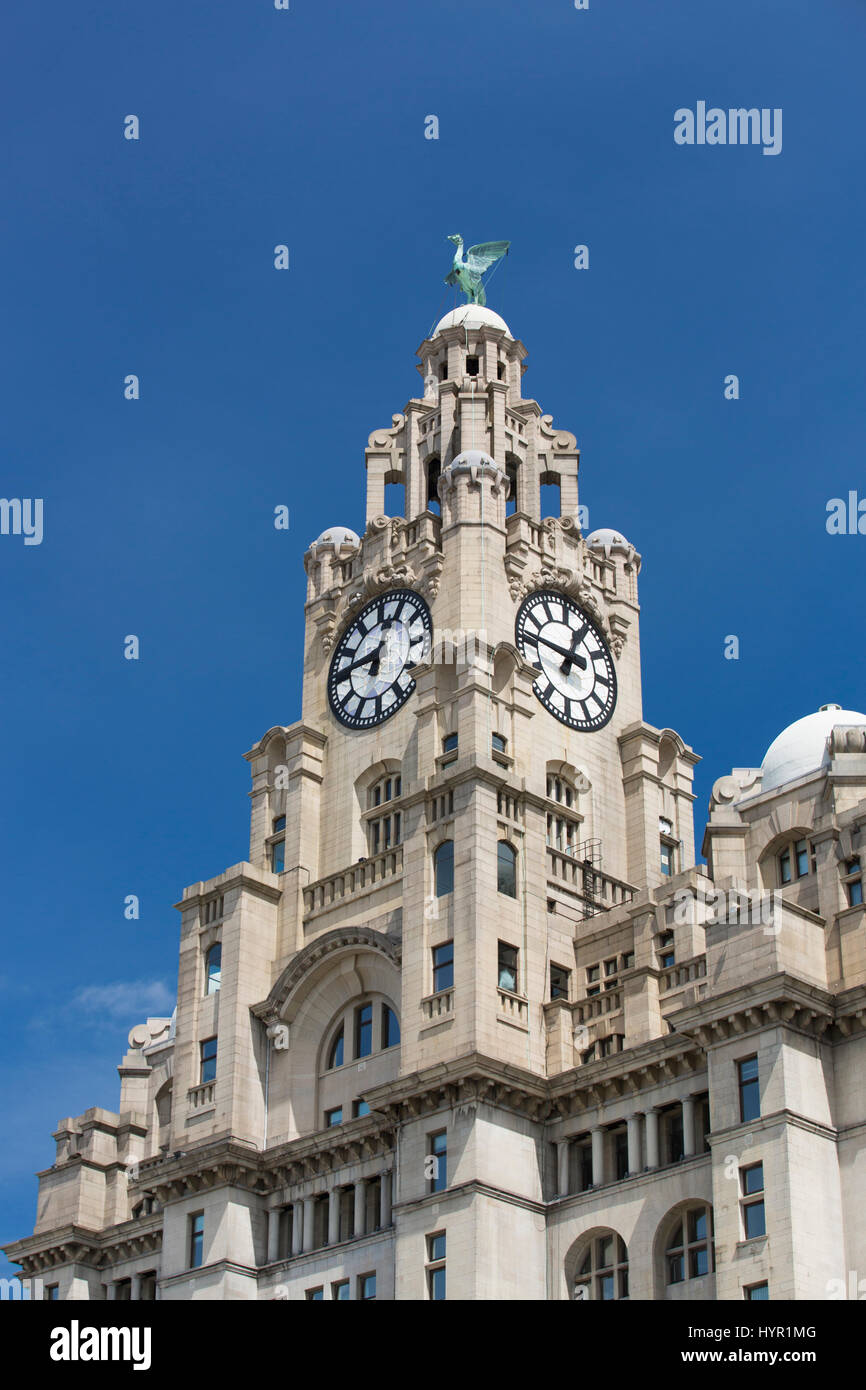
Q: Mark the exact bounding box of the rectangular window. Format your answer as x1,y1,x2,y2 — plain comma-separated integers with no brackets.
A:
492,733,507,754
353,1099,370,1118
621,951,635,970
744,1199,766,1239
795,839,809,877
139,1271,157,1301
497,941,519,993
550,964,571,1000
332,1280,350,1300
306,1287,323,1301
432,941,454,993
358,1273,377,1300
45,1284,59,1301
779,848,792,884
845,858,863,906
427,1231,446,1301
604,957,618,976
442,733,458,755
271,839,285,873
742,1161,766,1239
189,1212,204,1269
742,1162,764,1195
429,1130,447,1193
738,1055,761,1122
745,1281,769,1300
586,964,600,983
355,1003,373,1058
658,932,675,969
325,1106,343,1127
200,1037,217,1085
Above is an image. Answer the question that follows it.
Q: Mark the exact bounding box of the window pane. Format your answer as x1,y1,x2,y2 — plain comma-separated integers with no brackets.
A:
429,1233,446,1261
325,1107,342,1127
598,1236,614,1268
271,839,285,873
849,880,864,906
796,841,809,876
745,1201,766,1239
334,1281,350,1300
433,941,454,993
497,841,517,897
360,1274,376,1300
430,1132,447,1191
434,840,454,896
691,1246,710,1277
430,1266,446,1300
206,944,221,995
667,1255,684,1285
443,734,458,753
689,1208,708,1242
273,815,286,832
746,1282,769,1300
355,1004,373,1058
742,1164,764,1195
200,1038,217,1084
550,965,570,1000
498,943,518,992
599,1273,616,1301
353,1099,370,1118
779,850,792,883
738,1057,760,1121
328,1027,344,1069
382,1004,400,1048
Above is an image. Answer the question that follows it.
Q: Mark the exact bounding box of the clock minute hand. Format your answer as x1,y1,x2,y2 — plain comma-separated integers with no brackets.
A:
340,621,395,679
537,634,588,672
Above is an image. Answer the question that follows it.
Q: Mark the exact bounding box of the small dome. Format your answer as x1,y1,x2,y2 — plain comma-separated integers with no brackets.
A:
308,526,360,552
761,705,866,792
586,528,635,560
433,305,512,338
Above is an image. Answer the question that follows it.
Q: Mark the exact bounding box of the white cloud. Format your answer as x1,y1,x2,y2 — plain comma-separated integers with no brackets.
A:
70,979,175,1021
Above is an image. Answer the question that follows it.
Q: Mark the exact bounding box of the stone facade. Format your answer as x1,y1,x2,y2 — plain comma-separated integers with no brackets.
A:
5,306,865,1301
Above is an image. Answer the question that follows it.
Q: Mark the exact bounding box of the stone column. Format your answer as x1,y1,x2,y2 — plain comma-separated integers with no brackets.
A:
591,1127,605,1187
682,1096,696,1157
328,1190,340,1247
380,1172,392,1229
557,1139,570,1196
291,1202,303,1256
106,1282,116,1301
354,1181,366,1239
267,1207,281,1263
131,1273,141,1301
302,1196,316,1254
627,1114,642,1175
645,1108,659,1169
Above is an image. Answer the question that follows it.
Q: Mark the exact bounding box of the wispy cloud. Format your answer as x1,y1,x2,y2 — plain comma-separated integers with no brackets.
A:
70,979,175,1021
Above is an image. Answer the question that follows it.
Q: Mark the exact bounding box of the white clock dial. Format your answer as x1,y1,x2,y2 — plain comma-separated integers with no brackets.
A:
327,589,432,730
514,590,617,731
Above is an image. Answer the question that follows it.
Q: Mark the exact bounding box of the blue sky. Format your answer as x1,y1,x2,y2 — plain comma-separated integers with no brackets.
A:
2,0,864,1265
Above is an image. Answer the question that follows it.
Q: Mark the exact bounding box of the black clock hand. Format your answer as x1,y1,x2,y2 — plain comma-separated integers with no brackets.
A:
536,634,588,672
339,621,395,679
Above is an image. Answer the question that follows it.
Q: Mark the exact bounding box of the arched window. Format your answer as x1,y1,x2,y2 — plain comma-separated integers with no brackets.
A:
497,841,517,897
505,457,519,517
665,1205,714,1284
573,1233,628,1301
426,457,441,515
205,943,221,995
382,1004,400,1048
434,840,454,897
327,1026,345,1070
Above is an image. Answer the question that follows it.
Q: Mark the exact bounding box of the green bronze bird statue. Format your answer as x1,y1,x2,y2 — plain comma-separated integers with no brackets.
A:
444,234,510,306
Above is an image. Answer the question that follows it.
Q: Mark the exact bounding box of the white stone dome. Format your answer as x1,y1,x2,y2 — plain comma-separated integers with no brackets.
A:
308,526,360,552
433,305,512,338
761,705,866,792
442,448,503,475
585,528,636,560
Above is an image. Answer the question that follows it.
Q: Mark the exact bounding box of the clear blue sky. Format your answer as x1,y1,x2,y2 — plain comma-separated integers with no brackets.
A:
2,0,864,1265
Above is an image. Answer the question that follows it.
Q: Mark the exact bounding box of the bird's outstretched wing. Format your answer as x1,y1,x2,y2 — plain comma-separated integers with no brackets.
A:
464,240,510,275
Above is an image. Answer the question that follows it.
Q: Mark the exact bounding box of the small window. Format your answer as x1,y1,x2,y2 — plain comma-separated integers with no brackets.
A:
497,361,505,381
328,1026,344,1070
745,1281,769,1300
604,958,617,977
189,1212,204,1269
742,1162,766,1239
738,1056,760,1122
200,1037,217,1084
45,1284,59,1301
465,355,479,376
332,1280,350,1300
779,847,792,884
382,1004,400,1049
271,839,285,874
621,951,635,970
660,841,674,876
550,964,571,1000
353,1099,370,1118
497,841,517,897
497,941,519,993
795,839,809,877
658,932,675,970
492,733,507,754
844,858,863,906
442,733,458,757
586,964,600,983
432,941,454,993
427,1231,446,1301
205,943,221,995
325,1106,343,1128
429,1130,447,1193
434,840,454,896
438,360,447,382
355,1003,373,1059
306,1287,324,1301
358,1273,377,1300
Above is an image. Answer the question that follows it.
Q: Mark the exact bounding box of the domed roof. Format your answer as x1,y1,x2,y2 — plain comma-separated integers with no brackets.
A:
308,526,360,552
761,705,866,792
444,448,499,471
433,305,512,338
585,528,636,560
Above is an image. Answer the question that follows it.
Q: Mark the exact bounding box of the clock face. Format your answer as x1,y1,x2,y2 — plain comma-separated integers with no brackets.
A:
515,589,617,731
327,589,432,730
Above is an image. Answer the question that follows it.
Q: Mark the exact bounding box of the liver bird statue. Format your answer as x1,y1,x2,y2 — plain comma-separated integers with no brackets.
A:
444,234,510,306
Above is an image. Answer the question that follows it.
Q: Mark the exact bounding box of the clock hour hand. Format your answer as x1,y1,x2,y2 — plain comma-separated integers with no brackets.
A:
536,634,588,672
340,621,395,679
